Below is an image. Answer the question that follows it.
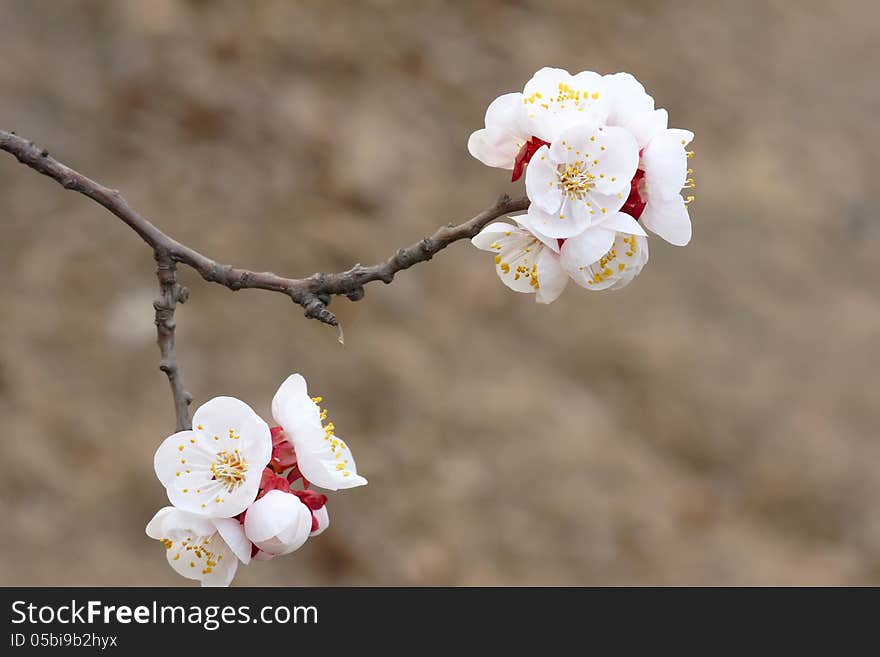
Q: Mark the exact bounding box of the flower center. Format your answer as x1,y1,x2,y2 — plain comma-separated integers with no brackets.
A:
557,161,595,199
211,449,248,493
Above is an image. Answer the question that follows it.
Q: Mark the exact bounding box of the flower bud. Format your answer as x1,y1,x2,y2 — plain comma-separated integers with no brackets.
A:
243,490,312,556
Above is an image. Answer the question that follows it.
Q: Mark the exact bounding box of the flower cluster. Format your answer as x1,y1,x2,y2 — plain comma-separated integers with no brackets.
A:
468,68,695,302
146,374,367,586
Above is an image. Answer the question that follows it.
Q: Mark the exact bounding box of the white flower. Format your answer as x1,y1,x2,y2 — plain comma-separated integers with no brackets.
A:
146,506,252,587
637,128,695,246
310,505,330,537
471,218,568,304
525,123,639,238
558,212,650,290
243,490,313,556
467,93,530,171
520,67,609,143
271,374,367,491
154,397,272,518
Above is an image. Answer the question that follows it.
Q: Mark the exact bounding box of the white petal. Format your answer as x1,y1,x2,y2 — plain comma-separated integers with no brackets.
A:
584,189,629,222
468,94,529,169
559,227,617,272
244,490,312,556
471,222,521,251
310,506,330,537
534,248,568,304
597,211,647,236
524,146,563,214
198,534,239,587
467,129,519,169
640,195,692,246
153,431,197,488
485,92,525,130
668,128,694,146
146,507,217,541
512,214,560,253
271,374,320,428
603,72,654,129
213,517,252,565
294,431,368,491
523,67,572,98
626,108,668,149
609,235,650,290
643,126,690,200
525,203,592,239
581,125,639,195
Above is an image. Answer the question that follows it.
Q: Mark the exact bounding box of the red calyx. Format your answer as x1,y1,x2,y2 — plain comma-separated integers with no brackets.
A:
512,136,550,182
269,426,297,472
258,467,291,498
310,514,319,533
622,168,647,220
292,488,327,511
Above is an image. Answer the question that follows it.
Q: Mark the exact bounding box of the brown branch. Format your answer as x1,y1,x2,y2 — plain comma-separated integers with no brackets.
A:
0,129,529,326
1,128,529,425
154,253,192,431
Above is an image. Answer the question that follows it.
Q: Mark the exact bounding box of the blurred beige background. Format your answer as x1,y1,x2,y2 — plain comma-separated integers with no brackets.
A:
1,0,877,586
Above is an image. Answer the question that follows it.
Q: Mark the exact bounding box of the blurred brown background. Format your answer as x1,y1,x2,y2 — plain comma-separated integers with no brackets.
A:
1,0,877,586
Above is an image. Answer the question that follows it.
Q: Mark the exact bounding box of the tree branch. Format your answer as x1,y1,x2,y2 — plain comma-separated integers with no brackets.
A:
0,129,529,327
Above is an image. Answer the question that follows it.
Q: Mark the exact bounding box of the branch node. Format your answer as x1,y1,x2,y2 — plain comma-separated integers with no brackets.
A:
346,286,365,302
300,294,338,327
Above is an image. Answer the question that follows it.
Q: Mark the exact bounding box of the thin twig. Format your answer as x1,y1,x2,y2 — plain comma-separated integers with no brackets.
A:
154,253,192,431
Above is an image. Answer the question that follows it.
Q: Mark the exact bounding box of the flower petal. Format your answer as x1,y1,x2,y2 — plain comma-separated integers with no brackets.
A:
643,126,691,200
534,248,568,304
524,146,563,214
272,374,322,434
467,93,528,169
295,431,368,491
609,235,650,290
626,108,668,149
525,203,592,239
559,227,617,272
471,222,520,251
597,211,647,236
603,72,654,130
583,125,639,195
213,517,252,565
311,506,330,537
640,195,692,246
512,214,560,253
